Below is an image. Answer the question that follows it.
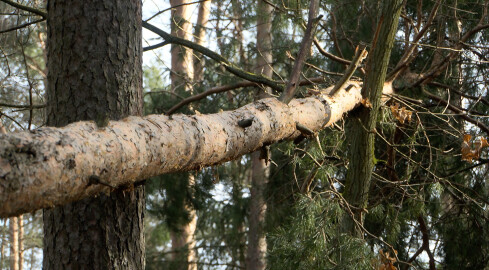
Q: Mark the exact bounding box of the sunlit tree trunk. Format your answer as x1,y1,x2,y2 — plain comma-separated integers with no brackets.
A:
42,0,145,268
9,216,18,270
171,0,194,93
170,1,197,269
246,1,273,269
194,0,211,82
18,215,23,270
0,220,4,269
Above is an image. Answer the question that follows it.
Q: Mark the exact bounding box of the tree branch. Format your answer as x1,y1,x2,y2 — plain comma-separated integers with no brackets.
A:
166,81,257,115
0,82,390,217
0,18,44,34
279,0,321,104
0,0,47,18
328,45,368,96
0,102,46,109
423,89,489,135
142,21,283,92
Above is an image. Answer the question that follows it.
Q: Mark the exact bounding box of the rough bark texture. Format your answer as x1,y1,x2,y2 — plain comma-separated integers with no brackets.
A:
246,1,273,269
171,0,194,92
9,216,18,270
341,0,402,236
42,0,145,269
0,81,388,217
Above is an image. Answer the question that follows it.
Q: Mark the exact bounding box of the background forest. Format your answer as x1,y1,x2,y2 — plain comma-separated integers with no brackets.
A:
0,0,488,269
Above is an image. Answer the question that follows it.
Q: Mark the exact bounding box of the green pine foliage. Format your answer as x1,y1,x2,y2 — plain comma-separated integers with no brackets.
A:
268,195,376,270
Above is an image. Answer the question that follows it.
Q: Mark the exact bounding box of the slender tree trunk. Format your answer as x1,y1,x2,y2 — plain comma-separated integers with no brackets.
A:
42,0,145,269
170,2,197,269
194,0,211,82
171,0,194,93
9,216,18,270
341,0,402,236
246,1,273,269
17,215,23,270
170,174,198,270
0,220,4,269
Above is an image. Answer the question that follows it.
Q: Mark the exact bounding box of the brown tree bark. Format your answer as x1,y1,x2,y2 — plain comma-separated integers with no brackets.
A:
193,0,211,82
171,0,194,93
9,216,18,270
246,1,273,269
18,215,23,270
0,220,4,269
42,0,145,269
0,81,395,217
170,1,197,269
341,0,403,236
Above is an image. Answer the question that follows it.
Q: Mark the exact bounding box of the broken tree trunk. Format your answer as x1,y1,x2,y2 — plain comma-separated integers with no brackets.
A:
0,81,392,217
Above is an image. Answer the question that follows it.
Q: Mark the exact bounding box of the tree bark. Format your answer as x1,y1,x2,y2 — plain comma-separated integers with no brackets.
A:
171,0,194,93
0,220,4,269
341,0,403,236
246,1,273,269
169,1,198,269
18,215,23,270
0,81,396,217
42,0,145,269
9,216,19,270
193,0,211,82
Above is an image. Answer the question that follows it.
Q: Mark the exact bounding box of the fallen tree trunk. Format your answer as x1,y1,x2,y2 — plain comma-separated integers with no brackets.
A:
0,81,391,217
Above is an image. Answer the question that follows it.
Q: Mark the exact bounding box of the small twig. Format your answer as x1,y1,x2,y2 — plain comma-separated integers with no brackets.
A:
166,81,256,115
144,0,208,22
0,102,46,109
279,0,321,104
0,18,44,34
143,41,170,52
0,0,47,18
313,37,351,65
329,46,368,96
143,21,283,92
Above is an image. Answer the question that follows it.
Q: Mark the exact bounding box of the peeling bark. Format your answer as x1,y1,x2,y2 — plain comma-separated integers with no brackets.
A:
0,82,394,217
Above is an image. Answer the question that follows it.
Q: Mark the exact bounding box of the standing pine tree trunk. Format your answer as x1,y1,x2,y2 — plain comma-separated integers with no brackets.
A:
246,1,273,269
341,0,402,236
194,0,211,82
170,1,197,269
42,0,145,268
9,216,18,270
18,215,23,270
171,0,194,93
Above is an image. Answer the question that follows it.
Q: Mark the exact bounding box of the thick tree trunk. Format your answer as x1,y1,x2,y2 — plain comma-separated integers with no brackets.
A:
9,216,19,270
42,0,145,269
341,0,402,236
246,1,273,269
0,80,394,217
